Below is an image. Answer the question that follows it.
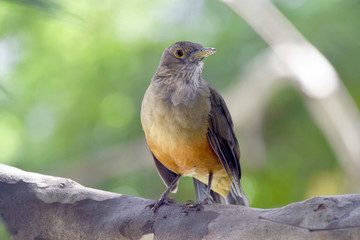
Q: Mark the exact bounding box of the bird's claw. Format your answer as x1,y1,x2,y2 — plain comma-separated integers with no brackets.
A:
186,198,209,208
146,197,176,214
145,200,164,214
186,200,199,208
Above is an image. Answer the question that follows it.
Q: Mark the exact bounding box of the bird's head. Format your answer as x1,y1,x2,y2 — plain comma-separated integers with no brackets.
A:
157,41,216,74
152,41,216,105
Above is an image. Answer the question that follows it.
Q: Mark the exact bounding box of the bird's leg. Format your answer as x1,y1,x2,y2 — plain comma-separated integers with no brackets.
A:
146,174,181,214
187,173,213,207
202,172,213,204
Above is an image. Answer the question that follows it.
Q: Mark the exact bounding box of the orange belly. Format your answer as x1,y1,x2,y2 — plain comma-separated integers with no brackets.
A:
144,122,231,196
148,131,220,175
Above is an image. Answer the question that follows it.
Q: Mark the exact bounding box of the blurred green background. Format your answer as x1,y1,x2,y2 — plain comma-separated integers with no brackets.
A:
1,0,360,237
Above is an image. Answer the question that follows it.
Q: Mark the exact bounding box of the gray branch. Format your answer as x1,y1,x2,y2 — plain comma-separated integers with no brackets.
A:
1,164,359,240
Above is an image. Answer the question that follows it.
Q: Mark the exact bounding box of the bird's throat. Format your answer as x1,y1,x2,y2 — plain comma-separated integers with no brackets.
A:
170,79,200,106
153,63,204,106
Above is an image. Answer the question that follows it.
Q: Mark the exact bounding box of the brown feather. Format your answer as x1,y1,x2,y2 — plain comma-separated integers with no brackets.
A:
207,86,243,197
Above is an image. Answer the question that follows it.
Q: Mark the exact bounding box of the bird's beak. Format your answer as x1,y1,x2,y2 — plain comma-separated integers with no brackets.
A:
190,47,217,61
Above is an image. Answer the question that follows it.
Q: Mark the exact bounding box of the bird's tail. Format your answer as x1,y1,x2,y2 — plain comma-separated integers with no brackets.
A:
193,178,249,206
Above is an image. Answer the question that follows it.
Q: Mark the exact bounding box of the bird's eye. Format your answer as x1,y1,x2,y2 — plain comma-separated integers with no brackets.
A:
174,49,185,58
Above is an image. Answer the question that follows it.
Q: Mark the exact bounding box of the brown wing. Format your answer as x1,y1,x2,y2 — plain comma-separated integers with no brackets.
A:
207,86,242,196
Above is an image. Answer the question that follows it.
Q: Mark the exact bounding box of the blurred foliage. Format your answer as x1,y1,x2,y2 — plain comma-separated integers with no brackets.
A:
0,0,360,236
0,221,9,239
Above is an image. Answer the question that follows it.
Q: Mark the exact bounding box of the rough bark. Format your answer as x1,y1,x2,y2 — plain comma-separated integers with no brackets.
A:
0,164,359,240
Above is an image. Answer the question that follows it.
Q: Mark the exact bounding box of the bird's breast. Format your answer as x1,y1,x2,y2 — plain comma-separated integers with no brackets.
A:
141,84,211,134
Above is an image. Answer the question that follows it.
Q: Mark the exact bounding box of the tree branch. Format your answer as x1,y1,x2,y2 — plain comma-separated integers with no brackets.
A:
1,164,359,240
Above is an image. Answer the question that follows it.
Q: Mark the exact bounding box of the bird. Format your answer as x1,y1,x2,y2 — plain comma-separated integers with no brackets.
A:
141,41,248,213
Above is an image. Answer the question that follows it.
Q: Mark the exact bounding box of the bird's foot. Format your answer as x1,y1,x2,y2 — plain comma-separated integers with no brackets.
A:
146,197,176,214
186,198,209,208
186,200,200,208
